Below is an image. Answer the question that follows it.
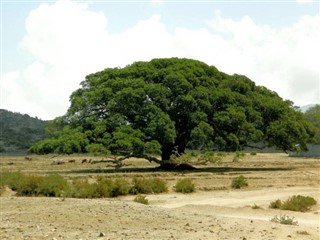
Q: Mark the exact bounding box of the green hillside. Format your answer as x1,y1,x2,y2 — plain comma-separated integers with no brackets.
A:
0,109,47,153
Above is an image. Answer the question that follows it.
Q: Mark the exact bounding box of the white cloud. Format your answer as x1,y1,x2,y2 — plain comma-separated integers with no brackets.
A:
2,0,319,120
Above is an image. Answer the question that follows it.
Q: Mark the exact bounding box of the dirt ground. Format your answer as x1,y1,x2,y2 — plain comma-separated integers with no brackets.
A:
0,153,319,239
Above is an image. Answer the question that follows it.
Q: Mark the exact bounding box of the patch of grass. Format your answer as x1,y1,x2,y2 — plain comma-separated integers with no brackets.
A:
270,215,298,225
231,175,248,189
250,152,257,155
134,195,149,205
174,178,195,193
269,195,317,212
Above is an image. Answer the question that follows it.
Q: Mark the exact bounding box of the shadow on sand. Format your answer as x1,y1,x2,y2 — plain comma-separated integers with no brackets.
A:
61,165,293,175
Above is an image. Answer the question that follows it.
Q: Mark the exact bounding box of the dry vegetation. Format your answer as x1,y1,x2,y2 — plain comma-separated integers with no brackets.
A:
1,153,320,239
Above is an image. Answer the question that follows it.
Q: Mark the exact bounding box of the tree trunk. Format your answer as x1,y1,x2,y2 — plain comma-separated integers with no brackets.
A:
161,145,173,162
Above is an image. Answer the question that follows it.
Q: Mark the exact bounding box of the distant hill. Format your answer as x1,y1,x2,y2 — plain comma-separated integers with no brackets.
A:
0,109,47,153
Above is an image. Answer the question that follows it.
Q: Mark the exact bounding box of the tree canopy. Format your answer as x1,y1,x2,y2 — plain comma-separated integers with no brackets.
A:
30,58,316,162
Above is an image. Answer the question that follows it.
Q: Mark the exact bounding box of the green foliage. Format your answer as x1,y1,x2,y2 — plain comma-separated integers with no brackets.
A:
0,109,46,153
304,105,320,143
1,172,168,199
134,195,149,205
270,215,298,225
30,58,316,162
68,178,131,198
269,195,317,212
0,172,26,190
231,175,248,189
171,151,223,165
85,143,110,156
0,172,68,197
29,126,88,154
38,174,68,197
129,178,168,194
281,195,317,212
174,178,195,193
269,199,282,209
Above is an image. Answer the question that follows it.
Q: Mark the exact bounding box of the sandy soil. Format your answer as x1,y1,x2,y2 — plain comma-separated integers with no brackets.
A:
1,153,320,239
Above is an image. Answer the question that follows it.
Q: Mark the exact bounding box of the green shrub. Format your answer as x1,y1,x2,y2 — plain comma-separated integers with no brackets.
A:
269,195,317,212
134,195,149,205
129,178,167,194
108,178,130,197
149,178,168,193
281,195,317,212
39,174,68,197
0,172,168,199
269,199,282,209
174,178,195,193
16,175,43,196
0,172,26,191
270,215,298,225
130,178,153,194
231,175,248,189
68,179,100,198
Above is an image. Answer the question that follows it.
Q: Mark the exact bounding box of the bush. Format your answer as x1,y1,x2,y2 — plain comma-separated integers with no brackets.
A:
134,195,149,205
16,175,43,196
270,215,298,225
108,178,130,197
269,199,282,209
1,172,168,199
281,195,317,212
129,178,167,194
174,178,195,193
231,175,248,189
269,195,317,212
39,174,68,197
0,172,26,191
67,179,100,198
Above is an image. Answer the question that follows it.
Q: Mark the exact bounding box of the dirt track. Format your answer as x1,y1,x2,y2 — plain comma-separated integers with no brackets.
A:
1,153,320,239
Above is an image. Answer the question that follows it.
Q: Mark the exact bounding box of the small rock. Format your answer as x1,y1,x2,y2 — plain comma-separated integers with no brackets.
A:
99,232,106,237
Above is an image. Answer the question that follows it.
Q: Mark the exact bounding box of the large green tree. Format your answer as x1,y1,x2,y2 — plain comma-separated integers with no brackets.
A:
30,58,315,163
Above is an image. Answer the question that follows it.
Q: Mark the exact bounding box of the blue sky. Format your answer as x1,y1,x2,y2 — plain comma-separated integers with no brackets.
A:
1,0,319,120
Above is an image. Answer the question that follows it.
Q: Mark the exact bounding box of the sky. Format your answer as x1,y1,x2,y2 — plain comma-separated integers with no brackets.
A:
1,0,319,120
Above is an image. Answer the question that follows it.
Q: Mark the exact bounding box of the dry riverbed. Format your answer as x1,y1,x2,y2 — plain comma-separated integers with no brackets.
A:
1,153,319,239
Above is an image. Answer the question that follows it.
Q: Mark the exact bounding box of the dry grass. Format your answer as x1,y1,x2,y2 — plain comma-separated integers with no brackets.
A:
0,153,319,193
